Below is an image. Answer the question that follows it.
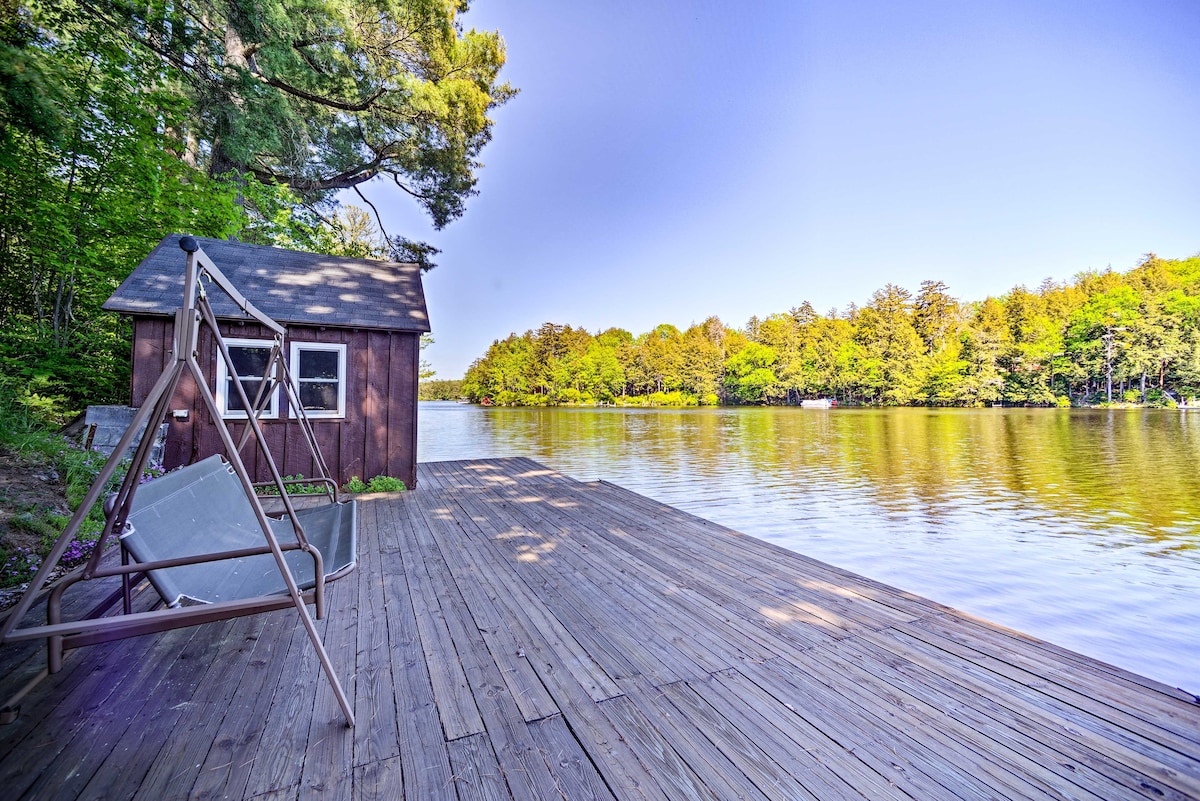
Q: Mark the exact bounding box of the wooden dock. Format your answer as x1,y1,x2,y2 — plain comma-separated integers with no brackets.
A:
1,457,1197,800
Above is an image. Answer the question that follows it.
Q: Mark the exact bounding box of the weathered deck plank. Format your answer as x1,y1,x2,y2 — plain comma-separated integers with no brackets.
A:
446,733,509,801
420,497,562,723
240,611,320,799
527,714,616,801
188,606,302,801
297,575,357,801
129,616,269,801
351,501,401,768
437,476,626,702
400,494,564,801
375,494,457,801
0,457,1196,801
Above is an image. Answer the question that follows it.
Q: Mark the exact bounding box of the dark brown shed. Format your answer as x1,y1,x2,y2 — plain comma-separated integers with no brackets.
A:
103,234,431,489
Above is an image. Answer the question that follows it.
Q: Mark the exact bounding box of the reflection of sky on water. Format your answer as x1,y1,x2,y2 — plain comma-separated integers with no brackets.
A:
418,402,1200,694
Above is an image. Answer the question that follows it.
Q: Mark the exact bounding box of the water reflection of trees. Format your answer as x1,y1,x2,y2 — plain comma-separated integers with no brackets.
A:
476,407,1200,547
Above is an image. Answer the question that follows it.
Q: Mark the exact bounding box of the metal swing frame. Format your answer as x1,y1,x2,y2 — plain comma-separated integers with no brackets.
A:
0,237,355,727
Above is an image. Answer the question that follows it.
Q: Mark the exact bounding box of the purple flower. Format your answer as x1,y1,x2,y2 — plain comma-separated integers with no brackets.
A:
2,549,42,583
60,539,97,568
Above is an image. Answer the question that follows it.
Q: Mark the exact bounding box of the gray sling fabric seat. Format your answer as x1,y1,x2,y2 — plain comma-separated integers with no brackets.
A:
119,455,357,607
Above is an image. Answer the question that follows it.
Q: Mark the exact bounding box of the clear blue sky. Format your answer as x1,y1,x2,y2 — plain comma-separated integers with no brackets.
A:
358,0,1200,380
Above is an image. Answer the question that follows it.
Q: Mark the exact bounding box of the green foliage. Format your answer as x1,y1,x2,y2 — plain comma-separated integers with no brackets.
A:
0,0,512,423
0,2,249,422
367,476,406,492
0,549,41,588
1143,389,1174,408
419,332,437,381
0,10,68,141
254,475,325,496
73,0,514,227
342,475,406,493
0,392,160,587
647,391,697,407
9,510,61,544
463,253,1200,408
392,237,443,273
725,343,779,404
419,379,465,400
342,476,370,494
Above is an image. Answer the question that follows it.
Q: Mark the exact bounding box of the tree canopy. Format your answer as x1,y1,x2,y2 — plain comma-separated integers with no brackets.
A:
0,0,511,422
68,0,514,224
463,254,1200,408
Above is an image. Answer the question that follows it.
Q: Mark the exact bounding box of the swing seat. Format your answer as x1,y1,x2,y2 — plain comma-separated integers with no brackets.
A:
119,455,357,607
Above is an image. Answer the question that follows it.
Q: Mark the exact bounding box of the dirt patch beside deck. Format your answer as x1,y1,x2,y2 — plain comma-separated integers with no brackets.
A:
0,448,72,609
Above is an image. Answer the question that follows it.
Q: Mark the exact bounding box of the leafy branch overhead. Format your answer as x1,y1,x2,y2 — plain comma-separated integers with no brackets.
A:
75,0,516,227
0,1,511,424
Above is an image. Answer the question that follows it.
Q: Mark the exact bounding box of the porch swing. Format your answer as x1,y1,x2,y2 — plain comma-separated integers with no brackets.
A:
0,236,357,727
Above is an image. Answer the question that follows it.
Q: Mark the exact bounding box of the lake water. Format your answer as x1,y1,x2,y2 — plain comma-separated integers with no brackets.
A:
417,402,1199,694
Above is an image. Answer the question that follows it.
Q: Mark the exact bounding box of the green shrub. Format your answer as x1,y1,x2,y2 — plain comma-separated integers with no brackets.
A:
255,474,324,496
1,548,42,587
367,475,405,492
418,379,464,401
342,476,369,493
1143,389,1175,408
342,475,406,494
646,390,697,407
493,391,521,406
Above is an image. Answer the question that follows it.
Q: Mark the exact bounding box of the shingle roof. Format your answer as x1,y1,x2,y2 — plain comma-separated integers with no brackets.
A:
103,234,430,333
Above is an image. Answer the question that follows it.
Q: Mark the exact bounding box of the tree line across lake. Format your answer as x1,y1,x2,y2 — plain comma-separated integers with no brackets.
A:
461,254,1200,407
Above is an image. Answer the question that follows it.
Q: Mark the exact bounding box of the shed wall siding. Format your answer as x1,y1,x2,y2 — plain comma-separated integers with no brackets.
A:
130,318,420,489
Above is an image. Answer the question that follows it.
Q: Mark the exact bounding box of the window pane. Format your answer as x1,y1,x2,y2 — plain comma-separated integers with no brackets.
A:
290,344,344,416
230,345,271,377
228,378,264,411
300,382,338,411
299,349,339,380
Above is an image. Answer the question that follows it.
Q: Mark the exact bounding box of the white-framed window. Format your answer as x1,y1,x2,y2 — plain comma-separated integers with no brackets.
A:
216,338,280,419
290,342,347,418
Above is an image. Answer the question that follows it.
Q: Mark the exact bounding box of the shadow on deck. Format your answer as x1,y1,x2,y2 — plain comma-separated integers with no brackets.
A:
0,457,1197,800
